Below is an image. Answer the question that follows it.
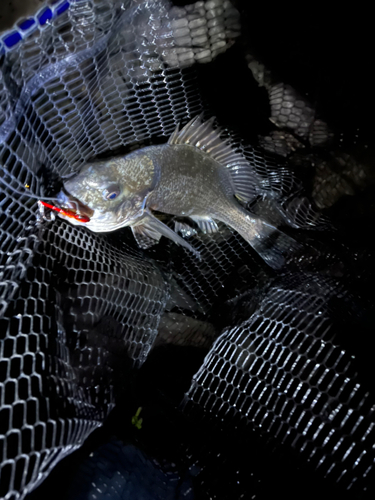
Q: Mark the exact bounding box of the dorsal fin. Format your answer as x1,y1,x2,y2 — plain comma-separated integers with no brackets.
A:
167,122,180,145
168,115,258,202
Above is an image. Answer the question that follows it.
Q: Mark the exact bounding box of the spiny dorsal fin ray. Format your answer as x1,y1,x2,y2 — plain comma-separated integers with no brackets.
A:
168,115,259,202
167,122,180,145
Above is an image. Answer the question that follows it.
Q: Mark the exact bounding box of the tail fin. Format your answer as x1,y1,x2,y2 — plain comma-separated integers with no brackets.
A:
222,206,303,270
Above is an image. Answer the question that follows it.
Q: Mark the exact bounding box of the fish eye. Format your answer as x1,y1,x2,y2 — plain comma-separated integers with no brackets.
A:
103,185,120,200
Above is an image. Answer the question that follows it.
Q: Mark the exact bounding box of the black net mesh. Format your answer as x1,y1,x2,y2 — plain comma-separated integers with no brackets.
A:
183,273,375,489
1,1,375,499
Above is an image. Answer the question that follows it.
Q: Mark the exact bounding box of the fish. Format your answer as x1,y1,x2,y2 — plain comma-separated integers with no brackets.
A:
57,115,302,269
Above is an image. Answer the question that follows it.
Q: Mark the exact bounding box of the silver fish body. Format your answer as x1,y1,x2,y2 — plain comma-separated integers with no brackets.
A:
59,151,158,232
58,116,301,268
147,143,236,216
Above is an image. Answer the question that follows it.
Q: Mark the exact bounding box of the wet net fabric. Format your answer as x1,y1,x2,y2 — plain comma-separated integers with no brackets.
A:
1,1,375,499
183,273,375,489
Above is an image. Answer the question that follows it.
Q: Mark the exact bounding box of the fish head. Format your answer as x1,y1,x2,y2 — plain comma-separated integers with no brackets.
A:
56,152,158,232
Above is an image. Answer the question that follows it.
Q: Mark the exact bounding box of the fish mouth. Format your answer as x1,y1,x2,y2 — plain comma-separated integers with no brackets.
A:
56,188,95,219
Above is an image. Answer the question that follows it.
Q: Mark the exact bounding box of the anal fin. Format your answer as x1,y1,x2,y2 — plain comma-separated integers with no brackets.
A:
190,216,219,234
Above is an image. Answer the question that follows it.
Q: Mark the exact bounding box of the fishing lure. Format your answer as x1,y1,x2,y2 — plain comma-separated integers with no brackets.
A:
0,173,90,223
38,200,90,223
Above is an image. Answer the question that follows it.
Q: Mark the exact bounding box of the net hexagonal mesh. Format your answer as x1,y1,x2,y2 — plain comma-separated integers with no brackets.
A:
1,1,374,499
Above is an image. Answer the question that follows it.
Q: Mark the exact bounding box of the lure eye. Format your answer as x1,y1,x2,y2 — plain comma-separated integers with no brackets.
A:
103,186,120,200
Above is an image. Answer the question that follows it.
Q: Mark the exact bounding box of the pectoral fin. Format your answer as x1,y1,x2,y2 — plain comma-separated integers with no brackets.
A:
132,224,161,249
132,212,201,258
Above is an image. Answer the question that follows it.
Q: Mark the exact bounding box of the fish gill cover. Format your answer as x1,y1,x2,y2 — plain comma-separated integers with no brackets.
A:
0,1,374,499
